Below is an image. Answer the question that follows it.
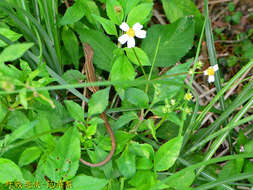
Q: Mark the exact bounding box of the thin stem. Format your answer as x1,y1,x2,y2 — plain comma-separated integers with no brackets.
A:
132,48,147,79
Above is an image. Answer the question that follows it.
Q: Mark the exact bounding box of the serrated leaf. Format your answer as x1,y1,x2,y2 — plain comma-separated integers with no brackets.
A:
19,146,42,166
65,100,84,122
0,42,34,62
127,3,153,26
88,88,110,116
154,136,183,171
142,17,195,67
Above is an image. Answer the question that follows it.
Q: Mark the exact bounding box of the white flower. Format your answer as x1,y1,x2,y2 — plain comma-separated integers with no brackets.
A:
204,64,219,83
118,22,146,48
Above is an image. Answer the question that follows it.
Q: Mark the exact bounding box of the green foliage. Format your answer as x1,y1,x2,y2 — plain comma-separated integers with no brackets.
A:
0,0,252,189
142,17,195,67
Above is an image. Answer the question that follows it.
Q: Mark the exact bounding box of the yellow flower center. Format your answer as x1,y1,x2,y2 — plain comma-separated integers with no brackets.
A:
185,93,193,101
207,67,215,76
126,28,135,37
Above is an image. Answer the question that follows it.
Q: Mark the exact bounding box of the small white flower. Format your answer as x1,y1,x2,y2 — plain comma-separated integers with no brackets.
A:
118,22,146,48
204,64,219,83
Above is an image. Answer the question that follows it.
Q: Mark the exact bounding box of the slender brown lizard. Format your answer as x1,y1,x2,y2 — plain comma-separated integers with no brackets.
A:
79,43,116,167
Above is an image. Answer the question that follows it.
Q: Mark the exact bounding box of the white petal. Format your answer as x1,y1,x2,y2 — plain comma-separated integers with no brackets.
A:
119,22,129,32
133,23,143,31
213,64,219,71
208,75,215,83
127,37,135,48
135,29,146,39
203,70,208,75
118,34,129,45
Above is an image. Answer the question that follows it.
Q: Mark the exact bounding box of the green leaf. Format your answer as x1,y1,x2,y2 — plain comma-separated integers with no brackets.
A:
92,15,117,36
88,87,110,116
116,147,136,178
0,28,22,47
0,158,23,183
106,0,124,25
76,28,117,72
62,70,85,84
119,0,141,16
127,3,153,26
0,42,34,62
245,160,253,184
72,175,108,190
161,0,203,33
142,17,195,67
154,136,183,171
128,170,156,188
42,127,80,182
65,100,84,122
62,27,79,69
19,146,42,166
59,0,86,26
125,88,149,108
19,89,27,109
125,47,151,66
110,55,136,97
167,169,195,189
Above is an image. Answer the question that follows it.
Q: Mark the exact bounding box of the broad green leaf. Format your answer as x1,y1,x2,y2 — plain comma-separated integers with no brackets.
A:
92,15,117,36
88,88,110,116
127,3,153,26
106,0,124,25
154,136,183,171
119,0,141,16
0,28,22,47
19,146,42,166
128,170,156,188
62,70,85,84
116,147,136,178
114,112,138,130
110,55,136,98
125,88,149,108
88,146,113,179
65,100,84,122
125,47,151,66
167,169,195,189
217,159,244,190
6,110,29,131
76,28,117,72
72,175,108,190
142,17,195,67
59,0,86,26
42,127,80,182
136,157,153,170
161,0,203,33
83,0,101,26
0,158,23,183
153,60,191,103
0,43,34,62
62,27,79,69
245,160,253,184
